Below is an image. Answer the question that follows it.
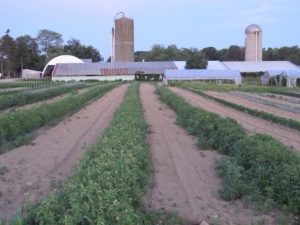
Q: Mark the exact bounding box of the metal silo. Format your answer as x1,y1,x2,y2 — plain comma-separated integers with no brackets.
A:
245,24,262,61
111,12,134,62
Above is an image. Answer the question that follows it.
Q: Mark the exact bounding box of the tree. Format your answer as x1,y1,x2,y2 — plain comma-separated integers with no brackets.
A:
185,50,207,69
64,38,103,62
0,31,17,77
15,35,44,71
202,47,219,60
36,29,63,57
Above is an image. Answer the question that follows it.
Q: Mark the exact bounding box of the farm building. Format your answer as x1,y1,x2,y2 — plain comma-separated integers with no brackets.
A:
42,55,84,77
163,69,242,85
51,61,179,81
261,70,300,87
22,69,42,79
207,60,300,73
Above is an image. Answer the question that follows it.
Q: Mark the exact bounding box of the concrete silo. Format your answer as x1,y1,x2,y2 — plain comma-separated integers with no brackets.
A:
245,24,262,61
111,12,134,62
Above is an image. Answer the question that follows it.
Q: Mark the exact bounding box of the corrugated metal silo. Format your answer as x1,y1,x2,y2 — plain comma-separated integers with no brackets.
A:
245,24,262,61
112,12,134,62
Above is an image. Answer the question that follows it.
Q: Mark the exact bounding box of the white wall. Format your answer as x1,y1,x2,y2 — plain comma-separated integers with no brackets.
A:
52,75,135,82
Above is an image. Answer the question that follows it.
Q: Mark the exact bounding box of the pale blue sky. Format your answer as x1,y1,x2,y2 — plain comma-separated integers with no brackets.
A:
1,0,299,61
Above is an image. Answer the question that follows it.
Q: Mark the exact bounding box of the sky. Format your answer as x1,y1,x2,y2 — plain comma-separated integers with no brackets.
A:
1,0,299,61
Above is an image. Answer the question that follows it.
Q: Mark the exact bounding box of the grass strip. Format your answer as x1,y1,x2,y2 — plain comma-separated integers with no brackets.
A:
0,83,120,151
185,87,300,131
155,86,300,219
3,82,186,225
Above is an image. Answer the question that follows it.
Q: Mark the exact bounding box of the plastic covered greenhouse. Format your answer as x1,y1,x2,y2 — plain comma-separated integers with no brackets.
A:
261,70,300,87
163,69,242,85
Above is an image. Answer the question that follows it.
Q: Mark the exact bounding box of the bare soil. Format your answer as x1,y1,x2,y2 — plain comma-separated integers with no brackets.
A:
0,84,129,218
205,91,300,122
170,87,300,152
141,84,276,225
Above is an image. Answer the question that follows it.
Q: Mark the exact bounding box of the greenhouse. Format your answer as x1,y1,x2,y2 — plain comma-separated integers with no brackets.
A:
261,70,300,87
163,69,242,85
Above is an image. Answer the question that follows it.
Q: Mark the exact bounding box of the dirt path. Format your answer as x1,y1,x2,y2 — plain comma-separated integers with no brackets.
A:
0,84,129,218
205,91,300,122
141,84,275,225
170,87,300,152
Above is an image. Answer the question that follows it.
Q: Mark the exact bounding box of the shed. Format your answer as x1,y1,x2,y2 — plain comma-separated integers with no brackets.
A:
163,69,242,85
22,69,42,79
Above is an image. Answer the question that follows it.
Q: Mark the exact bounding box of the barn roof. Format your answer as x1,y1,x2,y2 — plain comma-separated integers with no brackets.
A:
164,69,241,79
52,61,179,76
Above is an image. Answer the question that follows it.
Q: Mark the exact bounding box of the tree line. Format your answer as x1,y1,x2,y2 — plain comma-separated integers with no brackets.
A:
135,44,300,67
1,28,299,77
0,29,103,77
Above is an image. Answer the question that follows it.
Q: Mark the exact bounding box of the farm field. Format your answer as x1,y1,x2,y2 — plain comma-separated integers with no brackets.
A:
170,87,300,152
0,81,299,224
204,91,300,122
0,84,129,218
141,84,277,224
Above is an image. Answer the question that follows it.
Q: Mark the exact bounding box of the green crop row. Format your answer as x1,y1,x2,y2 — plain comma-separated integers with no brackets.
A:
3,82,185,225
155,86,300,218
0,83,120,151
185,87,300,132
0,82,88,110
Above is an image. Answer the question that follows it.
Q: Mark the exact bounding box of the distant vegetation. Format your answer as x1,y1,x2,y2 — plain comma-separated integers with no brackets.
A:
1,28,299,78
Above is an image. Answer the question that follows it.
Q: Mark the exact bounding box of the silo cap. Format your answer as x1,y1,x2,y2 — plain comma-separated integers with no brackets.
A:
245,24,262,33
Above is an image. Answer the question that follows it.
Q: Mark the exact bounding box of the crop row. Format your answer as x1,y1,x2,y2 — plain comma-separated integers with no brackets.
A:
0,82,88,110
155,86,300,218
0,83,120,152
228,91,300,114
3,82,184,225
186,87,300,131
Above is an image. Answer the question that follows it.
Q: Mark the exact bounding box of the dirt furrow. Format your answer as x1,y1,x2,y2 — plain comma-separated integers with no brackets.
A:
205,91,300,122
141,84,275,225
170,87,300,152
0,84,129,218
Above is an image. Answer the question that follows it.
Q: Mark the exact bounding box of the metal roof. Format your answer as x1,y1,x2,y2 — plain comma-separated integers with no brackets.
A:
207,61,230,70
263,70,300,77
52,61,179,76
222,61,300,73
164,69,241,79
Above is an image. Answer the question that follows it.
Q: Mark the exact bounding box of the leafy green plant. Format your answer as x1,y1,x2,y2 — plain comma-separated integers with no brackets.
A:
155,85,300,219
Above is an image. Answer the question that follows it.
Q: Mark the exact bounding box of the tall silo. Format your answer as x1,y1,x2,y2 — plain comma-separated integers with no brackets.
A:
111,12,134,62
245,24,262,61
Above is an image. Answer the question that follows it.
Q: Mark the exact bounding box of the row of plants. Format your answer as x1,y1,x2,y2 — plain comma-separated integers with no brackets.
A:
0,81,48,89
185,87,300,131
0,82,121,152
228,91,300,114
0,82,89,111
3,82,185,225
155,86,300,220
178,82,300,97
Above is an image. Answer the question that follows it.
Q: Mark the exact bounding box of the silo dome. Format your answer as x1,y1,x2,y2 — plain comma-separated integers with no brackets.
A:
245,24,262,34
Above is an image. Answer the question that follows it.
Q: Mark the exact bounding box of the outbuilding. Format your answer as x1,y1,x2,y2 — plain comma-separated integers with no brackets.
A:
163,69,242,85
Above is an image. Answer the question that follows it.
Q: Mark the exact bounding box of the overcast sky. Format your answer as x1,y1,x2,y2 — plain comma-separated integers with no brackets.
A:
1,0,299,61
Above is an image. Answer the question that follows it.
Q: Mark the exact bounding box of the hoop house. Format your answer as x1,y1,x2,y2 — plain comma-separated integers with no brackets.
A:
163,69,242,85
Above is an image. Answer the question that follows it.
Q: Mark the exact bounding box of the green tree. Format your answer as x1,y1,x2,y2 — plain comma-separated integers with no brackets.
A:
36,29,63,58
0,30,17,77
64,38,103,62
185,50,207,69
15,35,44,71
202,47,219,60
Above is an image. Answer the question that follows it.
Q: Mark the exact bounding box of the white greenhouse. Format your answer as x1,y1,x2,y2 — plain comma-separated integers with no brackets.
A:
163,69,242,85
261,70,300,87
